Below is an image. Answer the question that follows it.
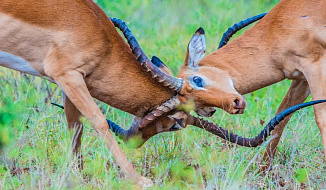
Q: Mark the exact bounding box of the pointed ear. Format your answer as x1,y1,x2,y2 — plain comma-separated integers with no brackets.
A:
186,27,206,70
151,55,173,75
151,56,166,68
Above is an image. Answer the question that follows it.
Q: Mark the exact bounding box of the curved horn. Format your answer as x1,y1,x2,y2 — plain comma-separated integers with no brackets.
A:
106,117,139,141
52,99,326,146
107,96,180,140
50,102,132,140
218,13,267,49
138,96,180,129
51,96,181,140
110,18,183,92
189,99,326,147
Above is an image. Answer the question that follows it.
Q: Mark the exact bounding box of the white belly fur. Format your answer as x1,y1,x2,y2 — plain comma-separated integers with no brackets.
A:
0,50,41,76
0,50,55,83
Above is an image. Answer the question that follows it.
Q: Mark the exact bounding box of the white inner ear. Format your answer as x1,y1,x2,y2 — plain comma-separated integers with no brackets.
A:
188,34,206,69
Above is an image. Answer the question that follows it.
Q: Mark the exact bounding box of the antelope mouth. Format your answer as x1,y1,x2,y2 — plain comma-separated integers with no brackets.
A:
228,106,246,114
234,108,245,114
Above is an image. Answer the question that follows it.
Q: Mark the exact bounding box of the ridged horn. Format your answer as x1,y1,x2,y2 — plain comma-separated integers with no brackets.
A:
138,96,180,129
189,99,326,147
110,18,183,92
218,13,267,49
51,99,326,146
106,96,180,140
52,96,181,141
108,95,181,141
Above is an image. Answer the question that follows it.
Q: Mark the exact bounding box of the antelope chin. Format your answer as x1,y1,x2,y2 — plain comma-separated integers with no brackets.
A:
196,107,217,117
225,107,245,114
234,108,245,114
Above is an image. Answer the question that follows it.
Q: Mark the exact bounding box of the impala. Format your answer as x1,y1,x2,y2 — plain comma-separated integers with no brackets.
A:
0,0,183,186
175,0,326,170
0,0,235,187
1,0,324,187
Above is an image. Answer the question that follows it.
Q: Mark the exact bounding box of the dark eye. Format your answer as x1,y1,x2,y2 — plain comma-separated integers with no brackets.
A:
193,76,203,87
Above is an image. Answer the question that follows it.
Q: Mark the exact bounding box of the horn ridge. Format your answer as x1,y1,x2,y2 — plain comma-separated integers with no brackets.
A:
138,96,181,129
110,17,183,92
107,96,181,141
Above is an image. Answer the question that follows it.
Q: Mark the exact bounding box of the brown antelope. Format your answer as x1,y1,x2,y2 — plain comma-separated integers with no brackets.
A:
176,0,326,170
1,0,324,187
0,0,183,187
0,0,229,187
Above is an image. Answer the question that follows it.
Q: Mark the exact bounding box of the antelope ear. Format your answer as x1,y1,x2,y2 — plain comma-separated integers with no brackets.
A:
151,56,166,68
186,27,206,70
151,55,173,75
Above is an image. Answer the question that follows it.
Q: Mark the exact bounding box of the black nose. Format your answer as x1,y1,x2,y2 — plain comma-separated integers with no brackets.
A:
210,109,216,116
234,99,240,107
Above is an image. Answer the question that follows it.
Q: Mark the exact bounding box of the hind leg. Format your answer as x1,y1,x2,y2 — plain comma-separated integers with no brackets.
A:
64,97,84,169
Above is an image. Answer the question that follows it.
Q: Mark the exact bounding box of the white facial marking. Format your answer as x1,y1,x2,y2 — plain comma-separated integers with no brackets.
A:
228,78,235,89
0,50,41,76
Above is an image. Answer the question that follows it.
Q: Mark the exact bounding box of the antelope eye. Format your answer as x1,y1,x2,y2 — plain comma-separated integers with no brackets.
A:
193,76,203,87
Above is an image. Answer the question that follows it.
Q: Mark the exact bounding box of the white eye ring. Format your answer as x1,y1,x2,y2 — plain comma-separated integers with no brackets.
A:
189,76,205,90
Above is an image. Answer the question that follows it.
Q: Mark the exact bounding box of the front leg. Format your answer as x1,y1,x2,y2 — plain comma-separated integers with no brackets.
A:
261,80,309,170
302,64,326,160
49,70,153,187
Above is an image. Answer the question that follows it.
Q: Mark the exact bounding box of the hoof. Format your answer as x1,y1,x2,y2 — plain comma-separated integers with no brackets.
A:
258,164,271,174
137,176,154,188
124,172,153,188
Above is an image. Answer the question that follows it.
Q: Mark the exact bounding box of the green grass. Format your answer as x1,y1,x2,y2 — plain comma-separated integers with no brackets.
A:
1,0,326,189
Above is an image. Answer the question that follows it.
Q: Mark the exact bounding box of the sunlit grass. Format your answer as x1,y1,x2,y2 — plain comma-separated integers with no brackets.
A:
1,0,326,189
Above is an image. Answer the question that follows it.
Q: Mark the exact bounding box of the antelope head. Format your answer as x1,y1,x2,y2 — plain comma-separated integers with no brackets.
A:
151,54,217,117
111,18,216,118
177,28,246,114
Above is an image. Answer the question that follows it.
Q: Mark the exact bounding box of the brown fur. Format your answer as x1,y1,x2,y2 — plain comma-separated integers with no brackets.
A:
0,0,217,186
0,0,178,187
177,0,326,170
5,0,323,185
0,0,175,116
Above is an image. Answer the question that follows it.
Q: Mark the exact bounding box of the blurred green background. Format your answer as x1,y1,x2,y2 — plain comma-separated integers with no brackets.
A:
1,0,325,189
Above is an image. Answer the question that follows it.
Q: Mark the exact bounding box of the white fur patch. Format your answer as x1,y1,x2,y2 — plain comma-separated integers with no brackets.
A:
0,50,41,76
228,78,235,89
188,34,206,69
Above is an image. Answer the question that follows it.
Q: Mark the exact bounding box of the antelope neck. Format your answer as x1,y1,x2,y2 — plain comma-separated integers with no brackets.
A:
202,39,286,95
